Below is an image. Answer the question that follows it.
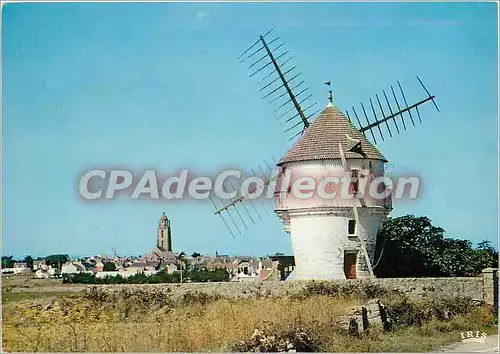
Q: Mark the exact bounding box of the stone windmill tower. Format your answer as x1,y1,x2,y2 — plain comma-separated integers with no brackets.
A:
211,28,439,280
274,100,391,280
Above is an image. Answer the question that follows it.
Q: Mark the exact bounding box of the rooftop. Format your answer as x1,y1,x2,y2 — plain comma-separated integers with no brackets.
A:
278,105,387,165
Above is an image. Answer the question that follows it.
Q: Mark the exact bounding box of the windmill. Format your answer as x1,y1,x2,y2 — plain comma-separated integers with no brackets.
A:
210,28,439,280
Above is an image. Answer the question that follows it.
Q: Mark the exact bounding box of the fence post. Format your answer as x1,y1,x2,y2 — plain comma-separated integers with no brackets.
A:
482,268,498,312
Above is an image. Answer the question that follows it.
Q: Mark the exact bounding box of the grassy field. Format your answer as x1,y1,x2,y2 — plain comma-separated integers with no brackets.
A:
2,274,62,289
2,281,497,352
2,290,77,304
2,275,84,299
1,275,82,305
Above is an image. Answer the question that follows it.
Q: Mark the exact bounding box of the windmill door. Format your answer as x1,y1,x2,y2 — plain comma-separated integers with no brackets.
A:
344,253,357,279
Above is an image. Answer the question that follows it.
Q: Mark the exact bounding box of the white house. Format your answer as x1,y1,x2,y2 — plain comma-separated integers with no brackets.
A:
229,260,259,282
33,260,48,271
13,262,28,269
1,262,30,275
47,266,58,278
94,269,158,279
61,262,85,274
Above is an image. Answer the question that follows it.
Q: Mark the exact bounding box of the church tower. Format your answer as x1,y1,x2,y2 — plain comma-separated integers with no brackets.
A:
157,212,172,251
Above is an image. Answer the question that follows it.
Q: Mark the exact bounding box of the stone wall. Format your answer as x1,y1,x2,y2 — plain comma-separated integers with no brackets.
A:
373,277,485,300
482,268,499,310
85,269,498,306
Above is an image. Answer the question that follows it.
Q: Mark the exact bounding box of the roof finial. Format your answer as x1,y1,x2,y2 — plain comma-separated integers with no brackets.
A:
325,81,333,107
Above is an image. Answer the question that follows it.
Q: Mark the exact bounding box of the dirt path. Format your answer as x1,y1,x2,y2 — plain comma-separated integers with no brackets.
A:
439,334,498,353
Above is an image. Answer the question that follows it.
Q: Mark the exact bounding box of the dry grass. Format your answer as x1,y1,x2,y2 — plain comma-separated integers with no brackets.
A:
2,275,81,304
3,295,357,352
2,288,497,352
2,291,76,304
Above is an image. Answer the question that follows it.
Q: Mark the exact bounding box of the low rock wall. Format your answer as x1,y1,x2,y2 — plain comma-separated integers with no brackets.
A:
374,277,485,300
84,272,496,305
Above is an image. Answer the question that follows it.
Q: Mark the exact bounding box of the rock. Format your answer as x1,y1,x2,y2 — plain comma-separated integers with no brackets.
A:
348,318,359,337
233,327,315,352
43,301,53,311
346,306,363,315
383,318,393,332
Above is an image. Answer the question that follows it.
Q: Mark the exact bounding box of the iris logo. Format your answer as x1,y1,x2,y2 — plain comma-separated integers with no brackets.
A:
460,331,487,343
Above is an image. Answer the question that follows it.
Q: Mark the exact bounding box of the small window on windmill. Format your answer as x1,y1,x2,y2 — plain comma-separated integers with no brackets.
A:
350,170,359,195
377,182,386,194
348,219,356,235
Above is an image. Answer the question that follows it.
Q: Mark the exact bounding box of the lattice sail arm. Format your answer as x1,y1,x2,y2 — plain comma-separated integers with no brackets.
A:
214,170,283,215
209,158,282,237
239,28,320,140
345,77,439,144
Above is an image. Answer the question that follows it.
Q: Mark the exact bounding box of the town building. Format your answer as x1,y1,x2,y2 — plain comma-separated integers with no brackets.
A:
32,260,47,271
61,262,86,274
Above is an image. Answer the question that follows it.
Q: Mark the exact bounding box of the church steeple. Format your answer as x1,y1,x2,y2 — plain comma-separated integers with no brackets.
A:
157,212,172,251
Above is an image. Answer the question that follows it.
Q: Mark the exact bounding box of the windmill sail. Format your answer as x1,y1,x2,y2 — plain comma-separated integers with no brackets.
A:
239,28,319,140
210,159,282,237
209,28,321,236
211,28,439,240
346,77,439,144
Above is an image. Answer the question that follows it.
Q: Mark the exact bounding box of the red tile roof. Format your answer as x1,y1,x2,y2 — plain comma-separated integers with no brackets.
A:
278,105,387,165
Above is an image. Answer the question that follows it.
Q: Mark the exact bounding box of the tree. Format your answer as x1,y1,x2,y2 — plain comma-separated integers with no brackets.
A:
23,256,34,270
471,240,498,271
374,215,498,278
103,262,117,272
45,254,70,268
177,252,188,283
63,268,228,284
191,252,201,259
1,256,15,268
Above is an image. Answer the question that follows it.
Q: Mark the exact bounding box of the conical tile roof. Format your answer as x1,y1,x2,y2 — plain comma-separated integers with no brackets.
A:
278,105,387,165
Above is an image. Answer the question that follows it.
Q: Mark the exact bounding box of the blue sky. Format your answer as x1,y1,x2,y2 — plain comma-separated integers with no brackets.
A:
2,2,498,259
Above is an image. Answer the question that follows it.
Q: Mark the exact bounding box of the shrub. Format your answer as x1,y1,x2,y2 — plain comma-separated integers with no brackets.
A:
83,286,108,302
62,269,229,284
103,262,117,272
386,296,490,329
231,326,319,352
296,280,395,300
179,291,221,307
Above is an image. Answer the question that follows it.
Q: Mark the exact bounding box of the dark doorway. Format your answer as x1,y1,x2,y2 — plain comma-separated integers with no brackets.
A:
348,219,356,235
344,253,357,279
